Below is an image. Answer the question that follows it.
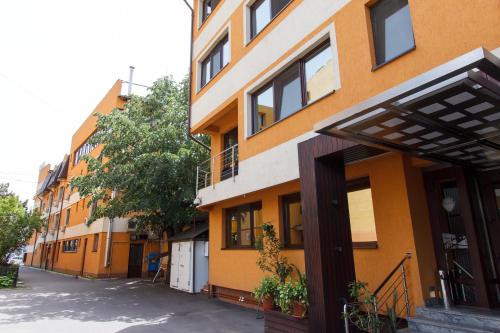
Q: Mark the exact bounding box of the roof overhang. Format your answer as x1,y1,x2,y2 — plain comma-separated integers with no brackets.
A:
315,47,500,170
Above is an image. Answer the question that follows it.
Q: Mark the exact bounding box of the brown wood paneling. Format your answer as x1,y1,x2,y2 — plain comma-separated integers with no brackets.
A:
264,310,309,333
298,135,357,333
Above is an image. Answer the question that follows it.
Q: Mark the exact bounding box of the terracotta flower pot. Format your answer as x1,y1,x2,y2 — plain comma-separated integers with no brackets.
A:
261,296,274,311
292,301,307,318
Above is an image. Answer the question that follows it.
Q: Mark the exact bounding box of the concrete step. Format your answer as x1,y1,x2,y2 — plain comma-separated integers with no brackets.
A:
416,307,500,331
408,317,500,333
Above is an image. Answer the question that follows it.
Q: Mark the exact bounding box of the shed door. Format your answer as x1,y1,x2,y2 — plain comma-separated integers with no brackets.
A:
169,243,180,288
178,242,192,292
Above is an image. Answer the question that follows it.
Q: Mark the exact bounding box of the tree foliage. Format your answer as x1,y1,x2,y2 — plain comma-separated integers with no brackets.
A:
70,76,209,235
0,183,42,264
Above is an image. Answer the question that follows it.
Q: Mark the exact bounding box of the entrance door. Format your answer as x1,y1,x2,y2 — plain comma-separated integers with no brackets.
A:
128,243,143,278
424,167,491,308
477,172,500,306
221,128,238,180
170,243,180,288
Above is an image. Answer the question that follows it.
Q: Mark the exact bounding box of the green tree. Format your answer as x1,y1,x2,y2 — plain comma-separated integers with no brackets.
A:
0,183,42,264
70,76,209,235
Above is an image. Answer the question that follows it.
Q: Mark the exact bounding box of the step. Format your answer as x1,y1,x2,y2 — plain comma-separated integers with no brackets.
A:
408,317,500,333
416,307,500,331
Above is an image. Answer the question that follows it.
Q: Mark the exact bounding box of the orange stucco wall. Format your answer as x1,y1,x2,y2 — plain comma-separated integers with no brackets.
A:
207,153,437,310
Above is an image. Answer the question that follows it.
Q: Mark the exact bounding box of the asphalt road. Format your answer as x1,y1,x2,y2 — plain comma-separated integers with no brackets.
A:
0,267,264,333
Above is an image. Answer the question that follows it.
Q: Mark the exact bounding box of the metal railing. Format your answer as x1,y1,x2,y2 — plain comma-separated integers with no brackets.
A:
344,253,412,333
196,144,238,192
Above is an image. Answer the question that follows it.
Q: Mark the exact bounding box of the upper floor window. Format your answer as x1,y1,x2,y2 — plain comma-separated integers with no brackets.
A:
250,0,291,39
201,35,229,88
252,40,334,133
64,208,71,226
202,0,220,23
74,132,98,165
226,202,263,248
370,0,415,66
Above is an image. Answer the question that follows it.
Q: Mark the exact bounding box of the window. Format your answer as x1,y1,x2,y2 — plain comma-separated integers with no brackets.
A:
250,0,292,39
226,202,263,248
370,0,415,66
281,178,377,248
54,213,61,229
74,132,98,165
252,41,334,133
92,234,99,252
63,239,79,252
64,208,71,226
282,193,303,248
347,177,378,243
201,0,220,23
200,35,229,88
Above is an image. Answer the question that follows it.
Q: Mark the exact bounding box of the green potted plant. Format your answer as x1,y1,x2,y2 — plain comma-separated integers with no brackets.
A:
276,280,295,314
253,276,279,311
290,272,308,318
342,281,384,333
255,223,293,283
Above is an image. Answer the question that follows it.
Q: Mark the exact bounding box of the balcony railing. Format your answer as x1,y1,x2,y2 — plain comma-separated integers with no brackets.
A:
196,144,238,192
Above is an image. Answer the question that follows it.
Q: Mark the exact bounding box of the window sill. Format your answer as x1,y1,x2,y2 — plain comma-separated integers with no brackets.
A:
221,247,257,250
197,63,230,95
371,45,416,72
247,90,335,139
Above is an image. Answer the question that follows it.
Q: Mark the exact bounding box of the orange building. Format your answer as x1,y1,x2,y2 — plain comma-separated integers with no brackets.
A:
25,80,162,279
189,0,500,331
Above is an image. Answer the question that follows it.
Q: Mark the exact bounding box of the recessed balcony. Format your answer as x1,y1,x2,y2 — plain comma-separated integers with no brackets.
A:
196,144,238,192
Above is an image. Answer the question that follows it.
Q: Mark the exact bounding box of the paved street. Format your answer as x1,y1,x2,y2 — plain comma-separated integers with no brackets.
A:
0,267,264,333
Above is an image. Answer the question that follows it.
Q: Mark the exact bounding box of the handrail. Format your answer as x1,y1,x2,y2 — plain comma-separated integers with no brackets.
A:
452,260,474,279
196,144,238,193
374,253,411,295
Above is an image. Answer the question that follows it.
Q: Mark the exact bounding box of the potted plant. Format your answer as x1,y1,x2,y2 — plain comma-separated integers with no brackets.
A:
291,272,308,318
253,276,279,311
255,223,293,283
342,281,384,333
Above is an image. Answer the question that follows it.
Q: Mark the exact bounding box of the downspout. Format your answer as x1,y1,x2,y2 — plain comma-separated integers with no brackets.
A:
182,0,211,151
51,186,65,271
104,190,116,269
40,189,54,268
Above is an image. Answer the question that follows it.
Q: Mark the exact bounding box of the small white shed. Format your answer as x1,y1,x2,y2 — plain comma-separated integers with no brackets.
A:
169,222,208,294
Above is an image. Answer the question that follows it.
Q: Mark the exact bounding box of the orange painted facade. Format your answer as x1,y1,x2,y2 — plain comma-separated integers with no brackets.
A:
25,81,163,279
190,0,500,311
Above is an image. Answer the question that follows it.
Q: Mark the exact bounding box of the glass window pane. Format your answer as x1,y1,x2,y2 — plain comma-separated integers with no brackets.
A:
229,211,238,246
305,45,334,103
222,39,229,67
254,86,274,132
271,0,290,17
252,0,271,37
212,47,221,77
371,0,415,65
204,59,211,85
287,201,303,245
253,207,263,241
275,63,302,120
348,188,378,242
240,211,252,246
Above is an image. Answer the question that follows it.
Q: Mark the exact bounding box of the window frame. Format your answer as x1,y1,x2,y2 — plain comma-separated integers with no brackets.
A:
92,234,99,252
225,202,262,249
249,0,293,40
200,35,229,89
251,40,333,134
201,0,220,25
282,193,303,249
63,239,79,253
369,0,416,69
64,208,71,226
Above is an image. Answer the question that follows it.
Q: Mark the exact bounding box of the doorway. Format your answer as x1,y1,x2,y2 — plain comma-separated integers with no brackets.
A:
424,167,499,308
221,127,238,180
128,243,143,278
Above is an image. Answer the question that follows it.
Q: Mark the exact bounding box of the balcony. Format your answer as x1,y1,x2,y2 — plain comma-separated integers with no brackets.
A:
196,144,238,192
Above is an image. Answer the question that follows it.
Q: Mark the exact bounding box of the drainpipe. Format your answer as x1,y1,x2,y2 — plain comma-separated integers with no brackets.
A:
51,186,65,271
104,190,116,268
40,189,54,268
181,0,211,151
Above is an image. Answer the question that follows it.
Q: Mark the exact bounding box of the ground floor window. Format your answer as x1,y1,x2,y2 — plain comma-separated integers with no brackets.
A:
226,202,263,248
63,239,79,252
347,177,378,243
92,234,99,252
282,193,303,248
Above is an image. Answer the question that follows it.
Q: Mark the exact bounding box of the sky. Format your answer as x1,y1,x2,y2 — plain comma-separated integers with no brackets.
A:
0,0,192,204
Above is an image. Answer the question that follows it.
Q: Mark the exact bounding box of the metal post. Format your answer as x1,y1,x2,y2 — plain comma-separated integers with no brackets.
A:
128,66,135,96
439,270,452,310
401,263,411,318
211,156,215,189
231,145,235,181
343,303,349,333
195,166,199,195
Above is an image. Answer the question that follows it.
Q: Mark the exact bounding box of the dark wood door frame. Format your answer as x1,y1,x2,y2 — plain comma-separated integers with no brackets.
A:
128,243,144,278
298,135,357,333
423,167,491,308
477,171,500,306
